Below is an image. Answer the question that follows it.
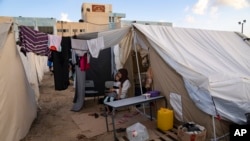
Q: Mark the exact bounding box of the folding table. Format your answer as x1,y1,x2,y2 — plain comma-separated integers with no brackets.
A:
104,95,167,141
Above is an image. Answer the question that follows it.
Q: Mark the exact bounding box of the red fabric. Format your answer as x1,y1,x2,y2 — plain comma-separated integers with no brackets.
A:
49,46,57,51
80,54,90,71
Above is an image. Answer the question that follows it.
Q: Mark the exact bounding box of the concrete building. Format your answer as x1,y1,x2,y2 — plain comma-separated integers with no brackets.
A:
1,2,172,38
56,3,126,36
13,16,57,33
0,16,57,40
81,3,125,29
121,20,173,27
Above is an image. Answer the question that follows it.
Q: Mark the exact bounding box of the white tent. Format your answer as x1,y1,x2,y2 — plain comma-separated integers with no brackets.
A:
0,19,37,141
132,23,250,124
78,23,250,139
132,24,250,139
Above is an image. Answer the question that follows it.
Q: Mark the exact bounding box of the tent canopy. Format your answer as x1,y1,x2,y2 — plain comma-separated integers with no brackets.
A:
86,23,250,135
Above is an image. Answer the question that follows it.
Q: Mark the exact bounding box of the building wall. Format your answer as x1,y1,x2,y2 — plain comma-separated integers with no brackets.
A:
85,12,109,24
56,21,87,36
13,17,57,34
56,21,114,36
81,3,112,23
3,16,57,41
0,16,13,23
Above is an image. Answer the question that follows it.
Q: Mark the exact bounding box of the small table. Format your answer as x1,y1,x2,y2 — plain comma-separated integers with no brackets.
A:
104,95,167,141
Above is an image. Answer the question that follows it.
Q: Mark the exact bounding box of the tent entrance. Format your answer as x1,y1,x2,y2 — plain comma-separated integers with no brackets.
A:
131,51,151,96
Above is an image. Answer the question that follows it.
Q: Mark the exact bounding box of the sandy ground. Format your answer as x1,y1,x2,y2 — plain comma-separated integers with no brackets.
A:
21,72,116,141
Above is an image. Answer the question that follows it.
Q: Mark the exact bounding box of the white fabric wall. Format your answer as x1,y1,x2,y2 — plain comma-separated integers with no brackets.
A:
0,22,37,141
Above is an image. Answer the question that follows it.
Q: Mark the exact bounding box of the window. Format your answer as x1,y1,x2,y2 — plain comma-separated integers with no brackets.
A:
109,16,111,22
86,8,90,12
63,29,67,32
38,26,53,34
58,28,68,33
109,16,114,23
80,29,85,32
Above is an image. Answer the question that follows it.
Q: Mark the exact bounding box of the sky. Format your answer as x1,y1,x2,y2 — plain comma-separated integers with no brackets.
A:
0,0,250,37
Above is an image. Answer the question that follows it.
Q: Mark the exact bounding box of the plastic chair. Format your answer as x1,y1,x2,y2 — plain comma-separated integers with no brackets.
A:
105,81,114,91
85,80,99,101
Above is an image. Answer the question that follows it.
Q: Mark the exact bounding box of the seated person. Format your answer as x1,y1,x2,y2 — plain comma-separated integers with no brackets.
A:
103,68,131,114
116,68,131,99
103,73,121,103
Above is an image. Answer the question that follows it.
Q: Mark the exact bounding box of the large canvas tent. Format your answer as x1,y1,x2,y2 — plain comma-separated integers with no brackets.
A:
76,23,250,139
0,18,37,141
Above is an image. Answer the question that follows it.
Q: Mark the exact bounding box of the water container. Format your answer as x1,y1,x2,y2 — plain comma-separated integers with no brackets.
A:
157,108,173,131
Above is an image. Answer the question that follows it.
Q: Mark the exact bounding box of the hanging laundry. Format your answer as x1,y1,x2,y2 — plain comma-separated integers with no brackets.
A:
52,37,71,90
71,38,88,56
48,34,62,52
19,26,50,56
79,53,90,71
87,36,104,58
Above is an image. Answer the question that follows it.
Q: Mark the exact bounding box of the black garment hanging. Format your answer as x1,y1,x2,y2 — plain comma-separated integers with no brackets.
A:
52,37,71,90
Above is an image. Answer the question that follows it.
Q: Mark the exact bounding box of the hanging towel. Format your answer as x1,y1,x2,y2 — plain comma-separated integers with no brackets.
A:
71,38,88,56
48,34,62,52
87,36,104,58
19,26,50,56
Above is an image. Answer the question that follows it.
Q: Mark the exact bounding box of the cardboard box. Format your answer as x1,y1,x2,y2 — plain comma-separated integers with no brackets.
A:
177,125,206,141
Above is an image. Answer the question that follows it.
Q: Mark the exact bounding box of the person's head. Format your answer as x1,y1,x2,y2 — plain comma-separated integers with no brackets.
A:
118,68,128,86
114,73,120,81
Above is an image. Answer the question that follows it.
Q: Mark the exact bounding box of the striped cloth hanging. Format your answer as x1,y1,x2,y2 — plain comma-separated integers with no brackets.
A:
19,26,50,56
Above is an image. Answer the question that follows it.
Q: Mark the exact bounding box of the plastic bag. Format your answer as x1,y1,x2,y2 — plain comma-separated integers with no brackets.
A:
126,122,149,141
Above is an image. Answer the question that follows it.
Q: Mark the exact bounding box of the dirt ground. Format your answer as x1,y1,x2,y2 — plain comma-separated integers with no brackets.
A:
21,72,116,141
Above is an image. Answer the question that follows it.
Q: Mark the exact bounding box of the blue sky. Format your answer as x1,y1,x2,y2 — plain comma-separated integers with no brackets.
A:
1,0,250,37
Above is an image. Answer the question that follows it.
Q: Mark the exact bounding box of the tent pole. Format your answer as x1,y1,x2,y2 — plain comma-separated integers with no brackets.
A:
132,28,145,114
132,29,143,95
212,115,217,141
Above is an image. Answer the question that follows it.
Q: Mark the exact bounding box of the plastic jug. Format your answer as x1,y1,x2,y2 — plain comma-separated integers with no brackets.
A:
157,108,173,131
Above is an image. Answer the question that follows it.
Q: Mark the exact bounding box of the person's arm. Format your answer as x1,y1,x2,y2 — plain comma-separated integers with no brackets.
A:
109,82,120,92
119,80,131,99
116,85,122,99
